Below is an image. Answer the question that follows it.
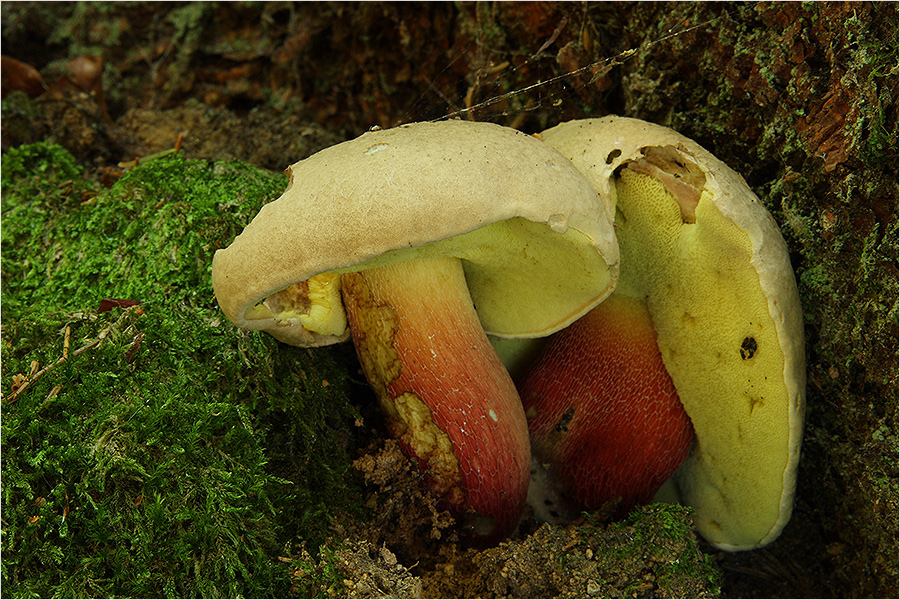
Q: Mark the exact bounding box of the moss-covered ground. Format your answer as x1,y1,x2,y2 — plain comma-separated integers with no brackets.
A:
1,143,364,597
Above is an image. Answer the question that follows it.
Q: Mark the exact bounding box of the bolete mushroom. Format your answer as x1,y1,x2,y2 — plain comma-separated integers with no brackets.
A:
522,116,805,551
211,120,618,541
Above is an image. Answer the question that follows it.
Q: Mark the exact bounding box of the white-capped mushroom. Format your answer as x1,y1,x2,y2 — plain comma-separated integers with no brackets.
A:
212,120,618,540
525,116,805,551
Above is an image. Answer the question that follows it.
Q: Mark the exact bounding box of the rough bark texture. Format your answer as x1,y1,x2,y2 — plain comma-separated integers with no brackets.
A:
3,2,896,598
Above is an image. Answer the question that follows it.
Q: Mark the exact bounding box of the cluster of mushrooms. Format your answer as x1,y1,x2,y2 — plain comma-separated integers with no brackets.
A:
212,117,805,551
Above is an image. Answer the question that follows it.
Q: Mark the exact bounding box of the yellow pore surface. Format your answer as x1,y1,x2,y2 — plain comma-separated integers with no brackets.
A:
247,217,609,343
336,217,609,339
615,168,791,549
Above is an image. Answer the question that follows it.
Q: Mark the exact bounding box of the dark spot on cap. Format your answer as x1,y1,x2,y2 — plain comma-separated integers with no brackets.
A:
741,337,757,360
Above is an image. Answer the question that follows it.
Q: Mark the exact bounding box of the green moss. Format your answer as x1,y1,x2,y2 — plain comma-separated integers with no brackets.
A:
585,504,721,597
2,144,363,597
0,141,82,190
289,544,348,598
625,504,723,596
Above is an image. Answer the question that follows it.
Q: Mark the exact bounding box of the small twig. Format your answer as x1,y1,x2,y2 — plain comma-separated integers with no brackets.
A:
38,384,63,412
124,332,144,364
6,336,104,404
117,133,186,169
532,16,568,58
6,305,143,404
44,384,62,401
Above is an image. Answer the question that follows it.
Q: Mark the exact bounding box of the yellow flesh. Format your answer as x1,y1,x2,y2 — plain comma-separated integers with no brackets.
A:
616,168,791,549
247,272,346,337
298,273,345,335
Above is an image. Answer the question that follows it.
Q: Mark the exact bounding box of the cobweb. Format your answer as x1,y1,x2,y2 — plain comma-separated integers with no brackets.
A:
396,5,740,130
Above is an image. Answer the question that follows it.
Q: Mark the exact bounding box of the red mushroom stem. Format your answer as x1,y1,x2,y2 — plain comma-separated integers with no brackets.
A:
520,293,694,518
342,256,530,541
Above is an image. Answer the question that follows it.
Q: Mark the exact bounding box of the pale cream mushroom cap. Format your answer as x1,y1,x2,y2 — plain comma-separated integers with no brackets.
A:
212,120,618,347
541,116,805,551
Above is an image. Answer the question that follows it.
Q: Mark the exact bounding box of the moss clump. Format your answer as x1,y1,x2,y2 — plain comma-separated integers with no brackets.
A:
2,143,362,597
288,543,350,598
620,504,723,597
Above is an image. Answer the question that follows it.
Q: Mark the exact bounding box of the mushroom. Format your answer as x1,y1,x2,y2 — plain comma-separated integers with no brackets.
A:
522,116,805,551
211,120,618,541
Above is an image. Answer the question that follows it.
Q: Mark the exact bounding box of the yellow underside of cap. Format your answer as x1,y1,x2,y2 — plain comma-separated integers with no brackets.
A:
616,168,792,550
333,217,612,338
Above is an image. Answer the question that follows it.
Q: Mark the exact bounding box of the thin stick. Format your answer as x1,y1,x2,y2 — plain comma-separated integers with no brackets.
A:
6,337,103,404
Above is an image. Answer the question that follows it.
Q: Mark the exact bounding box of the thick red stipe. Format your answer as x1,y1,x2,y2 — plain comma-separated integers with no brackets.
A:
520,294,694,518
342,256,530,542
